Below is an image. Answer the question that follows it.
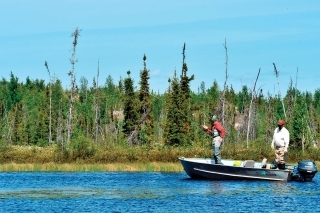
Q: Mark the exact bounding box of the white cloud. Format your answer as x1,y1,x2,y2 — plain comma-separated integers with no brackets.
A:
150,69,161,77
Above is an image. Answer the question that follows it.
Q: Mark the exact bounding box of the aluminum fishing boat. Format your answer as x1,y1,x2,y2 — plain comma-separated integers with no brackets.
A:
179,157,317,182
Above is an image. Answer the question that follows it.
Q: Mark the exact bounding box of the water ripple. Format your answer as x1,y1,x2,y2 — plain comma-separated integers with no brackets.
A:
0,172,318,212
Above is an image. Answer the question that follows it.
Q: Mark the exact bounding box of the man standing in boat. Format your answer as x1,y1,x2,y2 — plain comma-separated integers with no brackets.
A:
271,120,290,170
203,115,226,165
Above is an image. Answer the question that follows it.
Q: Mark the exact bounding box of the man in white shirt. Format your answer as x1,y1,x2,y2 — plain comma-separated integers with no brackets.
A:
271,120,290,170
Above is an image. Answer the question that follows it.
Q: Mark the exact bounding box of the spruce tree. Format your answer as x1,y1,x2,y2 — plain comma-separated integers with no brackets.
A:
103,75,116,123
291,91,309,150
179,43,194,145
164,71,183,146
207,80,220,115
8,72,21,110
164,43,194,146
51,79,64,144
138,54,154,145
313,89,320,137
123,71,139,145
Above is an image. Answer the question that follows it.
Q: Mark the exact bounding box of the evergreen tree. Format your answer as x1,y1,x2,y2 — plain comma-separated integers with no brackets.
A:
104,75,119,123
0,78,10,118
103,75,122,144
138,54,154,145
291,91,310,150
79,76,88,103
15,78,48,146
123,71,139,145
314,88,320,115
274,95,285,120
207,80,220,115
164,71,183,146
226,85,237,106
313,89,320,137
77,76,91,138
51,79,64,144
118,77,124,94
238,85,250,113
196,81,208,125
179,43,194,145
8,72,21,110
284,79,296,120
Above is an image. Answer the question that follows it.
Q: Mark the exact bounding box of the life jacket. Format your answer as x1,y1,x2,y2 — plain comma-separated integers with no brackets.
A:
212,129,220,138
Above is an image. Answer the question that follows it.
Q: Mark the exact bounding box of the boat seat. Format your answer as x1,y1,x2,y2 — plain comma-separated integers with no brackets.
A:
243,160,255,168
233,161,242,167
261,158,267,168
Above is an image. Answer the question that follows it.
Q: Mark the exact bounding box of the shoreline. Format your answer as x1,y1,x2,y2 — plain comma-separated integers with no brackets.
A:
1,161,319,172
0,162,184,172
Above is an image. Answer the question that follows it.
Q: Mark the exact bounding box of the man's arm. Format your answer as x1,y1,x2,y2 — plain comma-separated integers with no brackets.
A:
284,129,290,152
203,125,212,134
271,128,276,149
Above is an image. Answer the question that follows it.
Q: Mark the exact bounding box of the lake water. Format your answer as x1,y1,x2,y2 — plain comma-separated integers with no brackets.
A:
0,171,319,213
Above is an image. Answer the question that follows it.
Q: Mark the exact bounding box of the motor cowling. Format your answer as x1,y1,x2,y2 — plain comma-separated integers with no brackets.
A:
293,160,317,182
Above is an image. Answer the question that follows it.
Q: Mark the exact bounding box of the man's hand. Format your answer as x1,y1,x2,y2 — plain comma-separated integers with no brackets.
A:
219,138,223,142
202,125,209,132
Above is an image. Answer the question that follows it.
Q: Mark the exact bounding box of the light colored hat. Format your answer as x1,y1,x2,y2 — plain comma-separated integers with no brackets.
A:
211,115,217,122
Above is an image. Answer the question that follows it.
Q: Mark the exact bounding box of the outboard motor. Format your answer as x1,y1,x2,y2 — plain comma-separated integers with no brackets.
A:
292,160,317,182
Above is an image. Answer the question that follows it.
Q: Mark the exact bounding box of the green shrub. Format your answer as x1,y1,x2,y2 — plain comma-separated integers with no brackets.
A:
69,136,96,161
0,139,318,165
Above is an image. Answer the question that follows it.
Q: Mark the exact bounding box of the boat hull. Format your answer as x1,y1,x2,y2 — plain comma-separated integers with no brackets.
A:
179,157,291,181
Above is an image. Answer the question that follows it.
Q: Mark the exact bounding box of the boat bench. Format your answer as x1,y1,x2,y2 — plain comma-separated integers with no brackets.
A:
233,158,267,168
233,158,268,169
243,160,255,168
233,160,255,168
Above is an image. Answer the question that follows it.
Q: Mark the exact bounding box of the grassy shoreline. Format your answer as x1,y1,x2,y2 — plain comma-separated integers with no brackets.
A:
1,144,319,172
2,161,319,172
0,162,185,172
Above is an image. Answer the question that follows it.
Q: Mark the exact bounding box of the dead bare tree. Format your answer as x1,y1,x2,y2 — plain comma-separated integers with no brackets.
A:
67,27,81,143
222,38,228,126
294,67,298,108
44,61,52,144
94,59,105,144
246,68,260,148
273,63,286,118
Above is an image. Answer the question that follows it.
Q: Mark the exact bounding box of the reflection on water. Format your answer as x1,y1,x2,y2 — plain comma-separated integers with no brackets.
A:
0,188,102,199
209,181,224,194
0,172,319,212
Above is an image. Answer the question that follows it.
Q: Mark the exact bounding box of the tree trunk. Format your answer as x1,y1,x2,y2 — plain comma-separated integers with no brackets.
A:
67,27,81,143
246,68,260,148
222,38,228,126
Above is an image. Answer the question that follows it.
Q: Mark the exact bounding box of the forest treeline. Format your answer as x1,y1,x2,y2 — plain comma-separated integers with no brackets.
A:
0,28,319,163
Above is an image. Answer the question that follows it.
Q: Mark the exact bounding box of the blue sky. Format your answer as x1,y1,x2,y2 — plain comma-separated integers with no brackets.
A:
1,0,320,96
